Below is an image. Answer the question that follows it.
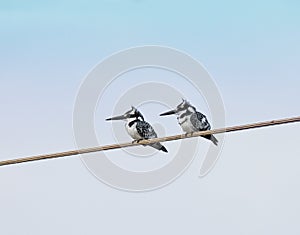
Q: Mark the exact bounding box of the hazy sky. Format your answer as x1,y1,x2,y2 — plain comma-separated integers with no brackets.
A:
1,1,300,234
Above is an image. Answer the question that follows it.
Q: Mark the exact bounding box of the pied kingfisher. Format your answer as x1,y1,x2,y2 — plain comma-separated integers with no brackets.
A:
160,99,218,146
106,106,168,153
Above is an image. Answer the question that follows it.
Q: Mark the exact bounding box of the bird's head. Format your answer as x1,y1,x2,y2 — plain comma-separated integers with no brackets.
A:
160,98,196,117
106,106,144,122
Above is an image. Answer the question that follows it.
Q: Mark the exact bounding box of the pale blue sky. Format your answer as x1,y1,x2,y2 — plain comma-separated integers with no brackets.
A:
0,1,300,234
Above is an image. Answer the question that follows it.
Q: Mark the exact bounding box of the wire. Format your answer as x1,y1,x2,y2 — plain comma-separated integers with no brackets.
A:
1,116,300,167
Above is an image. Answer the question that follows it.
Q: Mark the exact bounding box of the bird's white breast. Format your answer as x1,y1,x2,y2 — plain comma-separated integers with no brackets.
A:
125,122,141,140
177,115,196,133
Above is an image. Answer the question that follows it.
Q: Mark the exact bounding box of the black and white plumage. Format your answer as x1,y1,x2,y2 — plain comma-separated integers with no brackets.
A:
160,99,218,146
106,106,168,153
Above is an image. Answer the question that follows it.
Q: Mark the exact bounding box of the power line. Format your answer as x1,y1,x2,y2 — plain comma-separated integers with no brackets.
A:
1,116,300,167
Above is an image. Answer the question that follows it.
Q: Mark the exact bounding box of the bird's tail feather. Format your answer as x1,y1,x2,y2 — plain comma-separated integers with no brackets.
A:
159,145,168,153
203,134,218,146
150,143,168,153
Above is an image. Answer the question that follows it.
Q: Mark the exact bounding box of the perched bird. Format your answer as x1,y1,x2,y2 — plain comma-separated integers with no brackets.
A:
160,99,218,145
106,106,168,153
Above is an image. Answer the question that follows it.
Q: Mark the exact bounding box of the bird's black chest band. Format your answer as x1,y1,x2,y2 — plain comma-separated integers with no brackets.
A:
128,119,138,127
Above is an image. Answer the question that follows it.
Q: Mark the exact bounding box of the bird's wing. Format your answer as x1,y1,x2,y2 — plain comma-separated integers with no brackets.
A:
136,121,157,139
190,112,211,131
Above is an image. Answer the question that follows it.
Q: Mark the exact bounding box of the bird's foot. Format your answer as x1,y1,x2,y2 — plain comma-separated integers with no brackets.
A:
132,139,143,144
184,132,194,138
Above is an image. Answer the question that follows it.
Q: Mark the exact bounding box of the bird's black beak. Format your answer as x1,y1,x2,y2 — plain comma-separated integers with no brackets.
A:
160,110,176,116
105,115,126,121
